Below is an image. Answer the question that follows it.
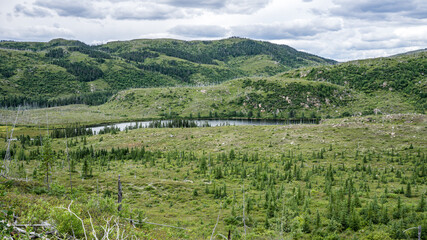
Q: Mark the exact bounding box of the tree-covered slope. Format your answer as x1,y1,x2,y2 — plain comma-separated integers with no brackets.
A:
284,51,427,112
103,77,350,120
0,37,335,107
98,37,335,67
0,74,421,126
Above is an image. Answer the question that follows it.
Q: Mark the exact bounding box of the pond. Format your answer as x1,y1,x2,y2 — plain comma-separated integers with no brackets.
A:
89,119,318,134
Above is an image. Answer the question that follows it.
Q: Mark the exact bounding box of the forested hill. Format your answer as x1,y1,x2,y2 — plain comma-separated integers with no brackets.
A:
0,37,334,107
283,51,427,112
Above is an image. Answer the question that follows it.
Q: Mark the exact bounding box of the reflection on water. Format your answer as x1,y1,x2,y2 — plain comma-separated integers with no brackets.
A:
89,119,317,134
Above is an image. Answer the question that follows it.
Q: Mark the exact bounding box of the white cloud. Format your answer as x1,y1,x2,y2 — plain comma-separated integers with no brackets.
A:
169,25,229,38
0,25,74,40
0,0,425,61
223,0,273,14
34,0,106,19
111,2,192,20
231,18,342,40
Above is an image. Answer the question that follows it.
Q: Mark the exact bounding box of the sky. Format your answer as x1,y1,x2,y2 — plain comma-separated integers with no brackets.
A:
0,0,426,61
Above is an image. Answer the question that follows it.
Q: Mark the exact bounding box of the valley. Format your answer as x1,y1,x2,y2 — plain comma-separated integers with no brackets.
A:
0,38,426,239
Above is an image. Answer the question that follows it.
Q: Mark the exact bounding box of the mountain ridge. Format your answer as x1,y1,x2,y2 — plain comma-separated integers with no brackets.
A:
0,37,335,107
0,38,425,116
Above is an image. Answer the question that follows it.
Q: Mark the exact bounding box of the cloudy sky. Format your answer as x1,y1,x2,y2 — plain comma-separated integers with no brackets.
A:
1,0,426,61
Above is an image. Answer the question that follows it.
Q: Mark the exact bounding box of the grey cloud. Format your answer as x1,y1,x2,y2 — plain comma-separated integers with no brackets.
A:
14,4,52,17
169,25,229,38
231,20,342,40
224,0,272,14
404,0,427,19
330,0,426,19
347,39,419,51
110,0,271,14
408,10,427,19
35,0,105,19
18,0,271,21
360,32,397,42
131,0,272,13
160,0,226,9
111,3,191,20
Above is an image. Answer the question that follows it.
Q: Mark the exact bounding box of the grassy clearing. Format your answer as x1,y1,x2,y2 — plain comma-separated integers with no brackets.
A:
1,115,426,239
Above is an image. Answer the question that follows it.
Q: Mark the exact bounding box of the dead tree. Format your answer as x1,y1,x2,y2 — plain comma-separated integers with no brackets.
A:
65,131,72,194
242,184,247,238
118,174,122,211
404,226,422,240
1,106,20,177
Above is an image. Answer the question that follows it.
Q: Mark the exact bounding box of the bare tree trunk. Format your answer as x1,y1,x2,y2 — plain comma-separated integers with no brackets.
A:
2,106,20,177
118,174,122,211
65,131,72,194
242,184,247,239
46,163,49,191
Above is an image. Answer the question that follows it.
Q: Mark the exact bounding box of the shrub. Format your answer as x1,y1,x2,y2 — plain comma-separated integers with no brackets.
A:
49,182,66,197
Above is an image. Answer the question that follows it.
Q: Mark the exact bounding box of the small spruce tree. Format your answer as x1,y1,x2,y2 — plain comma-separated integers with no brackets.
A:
39,136,55,190
405,182,412,198
417,194,425,212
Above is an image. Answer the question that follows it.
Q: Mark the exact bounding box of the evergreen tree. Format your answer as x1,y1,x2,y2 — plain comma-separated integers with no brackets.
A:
81,157,92,179
39,136,55,190
349,211,360,231
417,194,425,212
302,214,311,233
405,182,412,198
316,210,321,229
264,213,270,229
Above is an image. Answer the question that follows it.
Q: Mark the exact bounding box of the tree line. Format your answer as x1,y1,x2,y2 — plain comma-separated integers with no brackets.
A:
0,91,115,108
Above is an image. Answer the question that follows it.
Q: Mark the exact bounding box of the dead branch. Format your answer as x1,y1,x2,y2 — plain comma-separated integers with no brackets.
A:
87,211,99,240
58,200,88,240
242,184,247,239
2,106,20,177
122,218,187,230
210,202,223,240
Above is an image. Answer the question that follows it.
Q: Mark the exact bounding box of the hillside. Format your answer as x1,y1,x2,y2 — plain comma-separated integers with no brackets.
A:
0,39,425,122
0,76,420,126
0,37,335,108
96,74,421,121
283,51,427,112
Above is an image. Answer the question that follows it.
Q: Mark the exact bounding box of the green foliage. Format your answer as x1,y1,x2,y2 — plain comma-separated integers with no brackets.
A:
4,119,421,238
49,182,66,196
299,52,427,111
18,65,85,97
68,46,112,59
417,194,425,212
38,136,55,189
52,59,104,82
405,182,412,198
51,207,85,238
0,37,334,108
103,68,177,90
81,157,93,179
239,78,349,114
119,51,159,62
87,196,117,215
45,48,66,58
1,90,115,108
